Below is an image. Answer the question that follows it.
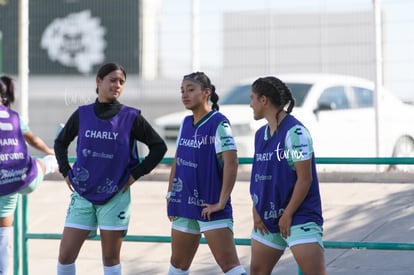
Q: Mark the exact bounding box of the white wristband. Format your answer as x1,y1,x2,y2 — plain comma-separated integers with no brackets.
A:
166,192,172,199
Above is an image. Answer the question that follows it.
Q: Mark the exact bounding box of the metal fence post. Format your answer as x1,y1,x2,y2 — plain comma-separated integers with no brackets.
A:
22,195,29,275
13,195,21,275
0,31,2,73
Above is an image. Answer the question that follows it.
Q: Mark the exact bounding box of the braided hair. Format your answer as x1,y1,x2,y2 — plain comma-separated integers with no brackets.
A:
183,72,219,111
252,76,295,129
0,75,15,107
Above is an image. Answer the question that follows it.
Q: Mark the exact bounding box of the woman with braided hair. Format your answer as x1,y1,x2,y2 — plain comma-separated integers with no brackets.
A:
248,76,327,275
166,72,247,275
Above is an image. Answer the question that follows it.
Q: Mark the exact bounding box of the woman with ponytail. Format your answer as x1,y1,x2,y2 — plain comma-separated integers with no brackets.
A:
249,76,327,275
166,72,246,275
0,75,57,275
54,63,167,275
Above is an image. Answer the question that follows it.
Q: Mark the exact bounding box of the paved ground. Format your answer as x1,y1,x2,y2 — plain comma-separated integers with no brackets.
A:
8,168,414,275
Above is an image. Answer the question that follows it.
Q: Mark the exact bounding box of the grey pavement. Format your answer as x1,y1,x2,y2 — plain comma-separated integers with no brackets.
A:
9,168,414,275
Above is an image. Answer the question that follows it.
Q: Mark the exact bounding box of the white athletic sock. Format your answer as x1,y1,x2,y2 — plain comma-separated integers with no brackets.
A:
225,265,247,275
39,155,58,175
103,264,121,275
168,264,190,275
57,262,75,275
0,227,11,275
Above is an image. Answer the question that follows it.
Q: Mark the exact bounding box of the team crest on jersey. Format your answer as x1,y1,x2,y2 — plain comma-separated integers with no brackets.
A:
71,166,89,184
172,177,183,192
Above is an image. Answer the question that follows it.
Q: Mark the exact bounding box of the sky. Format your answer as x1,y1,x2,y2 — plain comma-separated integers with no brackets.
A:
156,0,414,102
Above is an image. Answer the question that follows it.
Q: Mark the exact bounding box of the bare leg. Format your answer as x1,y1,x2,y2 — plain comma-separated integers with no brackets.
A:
203,227,242,273
290,243,327,275
58,227,90,264
100,229,124,266
170,229,201,270
250,239,284,275
0,216,13,227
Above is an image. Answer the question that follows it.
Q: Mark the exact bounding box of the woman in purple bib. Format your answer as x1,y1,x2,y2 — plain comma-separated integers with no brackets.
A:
55,63,167,275
249,76,326,275
166,72,246,275
0,75,57,275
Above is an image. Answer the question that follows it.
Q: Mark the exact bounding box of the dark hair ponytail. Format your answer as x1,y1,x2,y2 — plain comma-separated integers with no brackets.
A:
251,76,295,113
209,84,219,111
182,72,219,110
0,75,15,107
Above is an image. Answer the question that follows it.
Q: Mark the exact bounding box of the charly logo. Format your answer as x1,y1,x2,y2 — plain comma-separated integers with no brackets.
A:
40,10,107,74
82,148,92,157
